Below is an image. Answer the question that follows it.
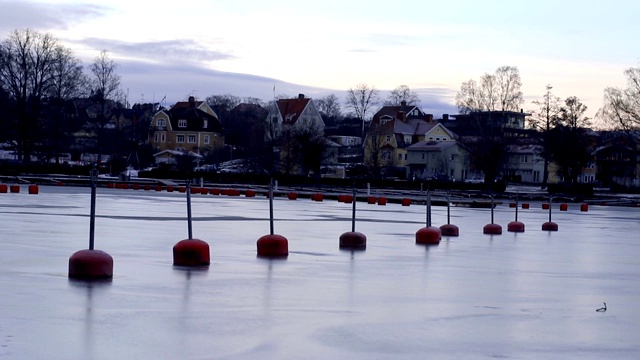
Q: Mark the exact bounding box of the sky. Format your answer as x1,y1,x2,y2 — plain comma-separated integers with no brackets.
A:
1,0,639,122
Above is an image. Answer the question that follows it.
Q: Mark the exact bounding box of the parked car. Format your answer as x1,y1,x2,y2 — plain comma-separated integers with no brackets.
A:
194,164,217,173
464,177,484,184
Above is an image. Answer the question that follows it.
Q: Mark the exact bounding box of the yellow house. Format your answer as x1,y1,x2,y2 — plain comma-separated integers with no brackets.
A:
149,96,224,160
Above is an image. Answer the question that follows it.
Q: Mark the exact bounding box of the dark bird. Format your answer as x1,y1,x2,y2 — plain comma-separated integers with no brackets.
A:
596,302,607,312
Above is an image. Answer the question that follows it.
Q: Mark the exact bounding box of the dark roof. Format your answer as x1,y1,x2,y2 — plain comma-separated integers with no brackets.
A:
167,107,223,133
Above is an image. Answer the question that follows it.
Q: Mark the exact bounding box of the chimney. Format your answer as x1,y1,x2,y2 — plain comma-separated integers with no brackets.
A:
424,114,433,122
397,111,405,121
443,114,449,121
400,100,407,107
298,94,305,99
188,96,196,108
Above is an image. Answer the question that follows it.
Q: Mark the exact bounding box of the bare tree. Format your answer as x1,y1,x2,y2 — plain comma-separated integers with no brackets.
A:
345,83,379,136
384,85,420,106
600,65,640,131
456,65,523,113
315,94,342,121
530,84,562,187
88,50,122,164
0,29,59,161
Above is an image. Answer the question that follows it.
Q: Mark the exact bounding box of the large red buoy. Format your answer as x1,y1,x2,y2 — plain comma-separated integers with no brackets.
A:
257,234,289,257
483,223,502,234
542,221,558,231
416,226,441,245
173,239,210,266
68,249,113,279
507,221,525,232
440,224,459,237
28,184,39,194
339,231,366,250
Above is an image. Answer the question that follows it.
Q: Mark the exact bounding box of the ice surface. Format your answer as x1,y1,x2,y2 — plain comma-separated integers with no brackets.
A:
1,186,639,359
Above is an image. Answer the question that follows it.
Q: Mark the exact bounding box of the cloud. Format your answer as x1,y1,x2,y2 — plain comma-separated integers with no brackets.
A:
74,38,235,65
0,1,106,34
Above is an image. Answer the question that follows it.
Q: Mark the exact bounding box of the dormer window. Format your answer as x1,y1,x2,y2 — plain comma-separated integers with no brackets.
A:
203,120,208,128
178,119,187,128
156,119,166,127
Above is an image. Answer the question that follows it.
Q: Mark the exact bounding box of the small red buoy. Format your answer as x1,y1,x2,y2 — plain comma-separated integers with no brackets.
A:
542,203,550,210
10,185,20,193
483,223,502,235
107,183,115,189
122,183,130,190
416,226,441,245
344,195,353,203
288,192,298,200
0,184,7,193
401,198,411,206
509,202,516,208
339,231,367,250
179,186,186,193
68,249,114,279
507,221,525,232
522,203,530,209
56,181,63,186
28,184,39,194
367,196,377,204
167,186,174,192
191,187,201,194
246,190,256,197
173,239,210,266
580,203,588,212
211,188,220,195
440,224,459,237
155,185,163,191
312,193,324,202
133,184,140,190
542,221,558,231
257,234,288,257
378,197,387,206
560,203,568,211
144,185,151,191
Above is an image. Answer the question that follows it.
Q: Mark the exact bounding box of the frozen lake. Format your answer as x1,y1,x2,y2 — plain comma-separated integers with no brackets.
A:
1,185,639,359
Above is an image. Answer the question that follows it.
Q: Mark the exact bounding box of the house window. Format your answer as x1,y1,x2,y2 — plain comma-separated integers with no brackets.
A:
154,133,158,142
422,153,425,160
204,135,210,144
156,119,166,127
187,135,196,143
176,134,185,143
386,135,391,142
203,120,208,129
522,156,528,163
404,154,407,160
398,153,402,160
178,119,187,128
413,109,419,116
160,133,166,143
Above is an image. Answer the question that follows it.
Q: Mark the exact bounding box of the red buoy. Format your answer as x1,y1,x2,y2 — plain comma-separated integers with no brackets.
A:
155,185,163,191
107,183,115,189
542,221,558,231
440,224,459,237
416,226,441,245
68,249,113,279
367,196,377,204
166,186,174,192
257,234,288,257
210,188,220,195
246,190,256,197
288,192,298,200
509,202,516,208
343,195,353,204
507,221,525,232
483,223,502,235
10,185,19,193
580,203,588,212
173,239,210,266
560,203,568,211
179,186,186,193
133,184,140,190
28,184,39,194
378,197,387,206
542,203,550,210
312,193,324,202
144,185,151,191
339,231,367,250
401,198,411,206
522,203,530,209
0,184,7,193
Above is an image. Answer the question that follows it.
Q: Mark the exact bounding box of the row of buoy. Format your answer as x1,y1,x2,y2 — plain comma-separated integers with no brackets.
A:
0,184,40,194
511,202,589,212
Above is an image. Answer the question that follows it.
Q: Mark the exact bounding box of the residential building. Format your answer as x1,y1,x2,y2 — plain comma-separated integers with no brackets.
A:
149,96,224,164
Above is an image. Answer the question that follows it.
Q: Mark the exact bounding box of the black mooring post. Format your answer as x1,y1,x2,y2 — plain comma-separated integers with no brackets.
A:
515,192,519,222
89,168,98,250
548,195,553,222
446,192,451,225
186,179,193,239
426,189,432,228
269,178,274,235
490,192,495,224
351,185,357,232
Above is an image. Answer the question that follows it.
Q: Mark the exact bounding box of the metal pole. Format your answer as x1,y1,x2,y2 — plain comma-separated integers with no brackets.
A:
351,186,356,232
186,179,193,239
89,168,98,250
490,192,495,224
269,179,274,235
548,195,553,222
426,189,432,228
515,192,519,222
446,192,451,225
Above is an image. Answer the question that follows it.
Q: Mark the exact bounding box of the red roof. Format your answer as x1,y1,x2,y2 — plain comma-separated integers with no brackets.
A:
277,97,310,125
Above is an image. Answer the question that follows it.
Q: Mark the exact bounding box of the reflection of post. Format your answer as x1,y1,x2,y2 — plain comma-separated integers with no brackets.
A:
426,189,431,227
351,186,356,232
269,179,274,235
